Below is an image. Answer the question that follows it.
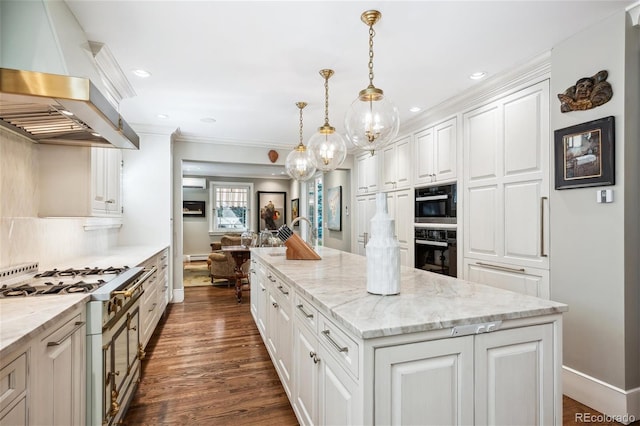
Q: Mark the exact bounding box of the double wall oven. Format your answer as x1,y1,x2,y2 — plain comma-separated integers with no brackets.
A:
0,263,155,425
415,183,458,277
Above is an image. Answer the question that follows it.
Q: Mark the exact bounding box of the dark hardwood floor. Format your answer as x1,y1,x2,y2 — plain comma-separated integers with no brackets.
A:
124,284,636,426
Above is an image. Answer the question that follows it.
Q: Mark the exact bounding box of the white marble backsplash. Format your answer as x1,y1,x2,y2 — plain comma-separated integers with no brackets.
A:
0,128,118,269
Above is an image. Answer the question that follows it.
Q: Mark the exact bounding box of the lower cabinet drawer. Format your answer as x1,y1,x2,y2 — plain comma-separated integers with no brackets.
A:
294,293,318,333
0,352,27,414
318,314,359,379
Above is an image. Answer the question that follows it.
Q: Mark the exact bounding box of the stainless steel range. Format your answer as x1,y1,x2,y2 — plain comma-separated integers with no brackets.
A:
0,262,156,425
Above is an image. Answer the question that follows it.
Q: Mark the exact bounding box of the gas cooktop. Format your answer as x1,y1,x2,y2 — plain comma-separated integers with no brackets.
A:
0,264,144,300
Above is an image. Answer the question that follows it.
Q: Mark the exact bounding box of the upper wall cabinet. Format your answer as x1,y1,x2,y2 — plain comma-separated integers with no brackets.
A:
355,151,380,195
38,145,122,218
381,135,412,191
414,117,457,186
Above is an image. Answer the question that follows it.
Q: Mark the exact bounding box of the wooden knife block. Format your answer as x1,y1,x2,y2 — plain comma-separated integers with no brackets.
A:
284,233,321,260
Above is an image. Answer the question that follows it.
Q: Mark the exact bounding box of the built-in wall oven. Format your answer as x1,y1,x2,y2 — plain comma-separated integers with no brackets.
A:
415,228,457,277
415,183,457,224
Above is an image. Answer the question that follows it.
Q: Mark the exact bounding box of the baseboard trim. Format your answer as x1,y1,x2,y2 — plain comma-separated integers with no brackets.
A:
172,288,184,303
563,366,639,425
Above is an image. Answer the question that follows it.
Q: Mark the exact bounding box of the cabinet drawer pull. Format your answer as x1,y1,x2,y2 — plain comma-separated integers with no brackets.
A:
476,262,525,274
268,275,276,283
148,303,157,312
277,285,289,295
321,329,348,353
296,304,314,318
540,196,548,257
47,321,85,347
309,351,320,364
272,302,279,308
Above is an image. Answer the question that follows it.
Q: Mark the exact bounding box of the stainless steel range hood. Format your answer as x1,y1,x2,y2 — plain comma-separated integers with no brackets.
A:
0,68,139,149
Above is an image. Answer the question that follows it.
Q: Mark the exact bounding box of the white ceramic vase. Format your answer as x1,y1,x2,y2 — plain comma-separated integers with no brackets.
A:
366,192,401,295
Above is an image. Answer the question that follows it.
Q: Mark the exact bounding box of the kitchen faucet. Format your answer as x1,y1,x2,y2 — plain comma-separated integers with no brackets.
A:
289,216,318,248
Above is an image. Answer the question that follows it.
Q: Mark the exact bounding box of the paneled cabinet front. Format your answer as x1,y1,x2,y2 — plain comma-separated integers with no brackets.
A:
38,145,122,217
374,323,555,425
414,117,457,185
381,135,412,191
355,151,380,195
139,247,170,348
463,80,550,296
30,304,86,426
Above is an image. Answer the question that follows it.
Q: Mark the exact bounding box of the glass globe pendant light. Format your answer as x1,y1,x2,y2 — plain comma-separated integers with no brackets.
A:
285,102,316,181
345,10,400,155
308,69,347,172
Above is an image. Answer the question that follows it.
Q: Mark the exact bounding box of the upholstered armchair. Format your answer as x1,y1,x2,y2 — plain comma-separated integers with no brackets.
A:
207,235,249,284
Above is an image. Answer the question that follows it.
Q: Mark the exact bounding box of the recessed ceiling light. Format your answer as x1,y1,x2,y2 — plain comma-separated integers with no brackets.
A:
157,114,169,119
132,69,151,78
469,71,487,80
200,117,216,123
409,106,422,113
91,132,101,137
60,109,74,116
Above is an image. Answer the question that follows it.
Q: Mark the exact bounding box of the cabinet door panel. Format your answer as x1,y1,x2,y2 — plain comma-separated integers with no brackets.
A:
277,303,293,398
293,325,318,426
467,186,499,255
465,106,500,181
382,144,396,190
414,128,435,183
503,86,546,176
475,324,554,426
375,336,473,425
504,181,541,260
395,136,412,187
435,119,457,180
320,356,357,426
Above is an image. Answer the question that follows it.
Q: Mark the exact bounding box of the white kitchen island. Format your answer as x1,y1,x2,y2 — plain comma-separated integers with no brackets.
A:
249,246,568,426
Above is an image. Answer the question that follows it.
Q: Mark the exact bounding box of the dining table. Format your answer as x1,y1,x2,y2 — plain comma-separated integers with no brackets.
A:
221,245,251,303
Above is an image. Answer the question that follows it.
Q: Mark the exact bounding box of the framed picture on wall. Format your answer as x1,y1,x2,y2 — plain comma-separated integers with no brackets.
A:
183,200,205,217
327,186,342,231
554,116,615,189
257,191,286,231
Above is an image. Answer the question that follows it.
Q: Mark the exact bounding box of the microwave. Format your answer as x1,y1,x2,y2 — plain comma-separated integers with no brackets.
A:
415,183,457,224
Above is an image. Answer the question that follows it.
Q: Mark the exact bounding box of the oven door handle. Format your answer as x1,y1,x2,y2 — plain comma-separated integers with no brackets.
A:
415,239,448,247
416,194,449,202
112,267,156,298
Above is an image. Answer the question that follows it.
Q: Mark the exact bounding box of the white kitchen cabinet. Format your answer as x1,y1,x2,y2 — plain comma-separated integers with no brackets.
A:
38,145,122,217
139,247,170,348
354,193,377,256
463,81,550,295
464,259,550,299
31,304,86,426
385,189,413,267
414,117,457,185
265,271,294,399
375,323,555,425
375,335,474,425
251,253,563,426
355,151,379,195
0,349,28,426
381,135,412,191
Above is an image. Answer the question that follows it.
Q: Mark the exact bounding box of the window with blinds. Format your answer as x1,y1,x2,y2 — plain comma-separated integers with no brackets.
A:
209,182,253,233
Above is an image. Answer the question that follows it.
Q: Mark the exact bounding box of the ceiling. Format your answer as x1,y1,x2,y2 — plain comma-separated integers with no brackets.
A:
65,0,633,178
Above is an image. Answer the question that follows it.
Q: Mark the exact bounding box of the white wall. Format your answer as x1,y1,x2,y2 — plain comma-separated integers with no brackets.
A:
0,128,119,269
550,7,640,412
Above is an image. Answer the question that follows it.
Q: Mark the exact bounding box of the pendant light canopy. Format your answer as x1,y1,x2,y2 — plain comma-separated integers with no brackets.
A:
308,69,347,172
345,10,400,155
285,102,316,181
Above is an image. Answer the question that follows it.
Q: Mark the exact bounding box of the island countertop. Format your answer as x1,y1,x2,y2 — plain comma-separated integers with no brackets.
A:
251,246,568,339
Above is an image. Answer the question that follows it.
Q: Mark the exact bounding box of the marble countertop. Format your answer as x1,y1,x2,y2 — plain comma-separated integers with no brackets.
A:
0,244,168,357
251,246,568,339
